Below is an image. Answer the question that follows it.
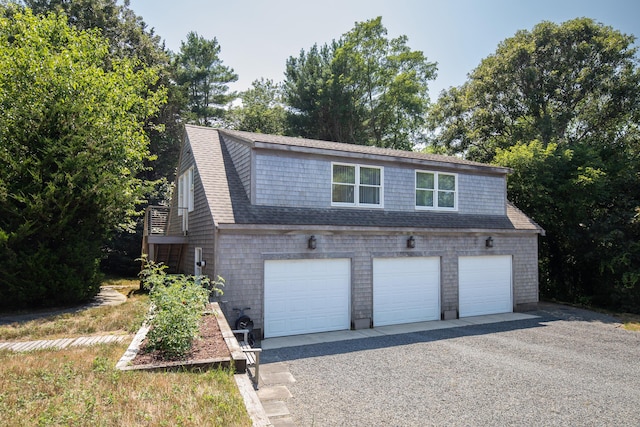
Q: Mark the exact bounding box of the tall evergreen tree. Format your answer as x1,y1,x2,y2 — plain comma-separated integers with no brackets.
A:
284,42,355,141
174,31,238,126
284,17,436,150
335,17,436,149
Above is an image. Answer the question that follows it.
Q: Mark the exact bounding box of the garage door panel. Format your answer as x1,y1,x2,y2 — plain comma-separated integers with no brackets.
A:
308,314,343,329
459,255,512,317
373,257,440,327
265,259,350,338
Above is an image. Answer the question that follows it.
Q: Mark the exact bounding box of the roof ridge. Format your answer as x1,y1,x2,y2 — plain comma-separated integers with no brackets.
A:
217,128,510,173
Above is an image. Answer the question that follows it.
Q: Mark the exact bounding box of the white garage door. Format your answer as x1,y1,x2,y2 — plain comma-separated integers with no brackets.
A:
264,259,350,338
459,255,513,317
373,257,440,327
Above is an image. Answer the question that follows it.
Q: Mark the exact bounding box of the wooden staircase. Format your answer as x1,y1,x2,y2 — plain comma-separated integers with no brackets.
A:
153,243,184,274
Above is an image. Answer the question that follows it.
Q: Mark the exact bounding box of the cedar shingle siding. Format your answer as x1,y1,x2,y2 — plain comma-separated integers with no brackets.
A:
165,125,543,336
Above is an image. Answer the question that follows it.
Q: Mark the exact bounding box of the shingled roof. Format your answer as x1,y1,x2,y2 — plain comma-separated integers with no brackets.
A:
185,125,543,234
218,128,511,175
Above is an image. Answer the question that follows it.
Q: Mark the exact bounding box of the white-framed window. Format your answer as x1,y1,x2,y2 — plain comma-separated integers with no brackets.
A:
177,167,194,232
177,167,194,216
415,170,457,210
332,163,383,207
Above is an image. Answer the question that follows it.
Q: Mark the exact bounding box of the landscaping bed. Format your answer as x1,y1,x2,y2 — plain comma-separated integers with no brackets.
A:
131,307,231,365
117,260,246,372
117,302,246,372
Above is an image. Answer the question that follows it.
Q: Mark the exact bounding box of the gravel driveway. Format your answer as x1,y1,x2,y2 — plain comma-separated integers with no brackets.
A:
262,304,640,426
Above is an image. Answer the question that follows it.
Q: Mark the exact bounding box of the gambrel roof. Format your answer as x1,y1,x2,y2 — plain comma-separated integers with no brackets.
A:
184,124,543,234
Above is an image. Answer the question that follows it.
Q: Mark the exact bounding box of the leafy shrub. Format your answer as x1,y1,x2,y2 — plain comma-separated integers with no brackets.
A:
0,232,103,309
0,10,162,309
146,278,209,358
138,258,224,359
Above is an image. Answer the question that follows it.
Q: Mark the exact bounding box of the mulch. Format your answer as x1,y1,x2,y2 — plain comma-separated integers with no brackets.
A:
131,311,231,365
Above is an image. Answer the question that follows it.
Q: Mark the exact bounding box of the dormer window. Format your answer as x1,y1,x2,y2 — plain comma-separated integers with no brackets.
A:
332,163,383,207
416,170,457,210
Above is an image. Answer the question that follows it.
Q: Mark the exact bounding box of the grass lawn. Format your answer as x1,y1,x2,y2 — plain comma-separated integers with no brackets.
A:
542,298,640,332
613,312,640,332
0,279,252,427
0,278,147,341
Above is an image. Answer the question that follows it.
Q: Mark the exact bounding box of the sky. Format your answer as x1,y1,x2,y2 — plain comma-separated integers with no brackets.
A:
127,0,640,99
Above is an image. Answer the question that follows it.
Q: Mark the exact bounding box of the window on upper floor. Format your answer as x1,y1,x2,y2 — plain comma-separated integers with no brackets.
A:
416,170,457,210
332,163,383,207
178,167,194,216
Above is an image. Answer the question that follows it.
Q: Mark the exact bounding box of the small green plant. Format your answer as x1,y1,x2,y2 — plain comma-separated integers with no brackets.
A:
137,255,170,290
146,278,208,359
138,258,225,359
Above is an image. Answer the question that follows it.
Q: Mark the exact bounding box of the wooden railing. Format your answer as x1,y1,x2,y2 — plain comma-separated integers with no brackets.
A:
141,205,186,273
143,205,170,237
142,205,169,264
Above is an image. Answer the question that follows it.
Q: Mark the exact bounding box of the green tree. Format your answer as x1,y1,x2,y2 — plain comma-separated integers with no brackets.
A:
335,17,436,149
174,31,238,126
23,0,183,184
24,0,160,63
0,8,164,307
284,17,436,149
285,41,360,142
428,18,640,311
229,78,287,134
21,0,185,275
428,18,640,162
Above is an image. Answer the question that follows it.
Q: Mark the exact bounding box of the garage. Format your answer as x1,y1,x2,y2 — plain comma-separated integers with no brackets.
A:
264,258,351,338
459,255,513,317
373,257,440,327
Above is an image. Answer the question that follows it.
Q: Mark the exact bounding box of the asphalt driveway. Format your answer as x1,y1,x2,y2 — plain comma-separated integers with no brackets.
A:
261,304,640,426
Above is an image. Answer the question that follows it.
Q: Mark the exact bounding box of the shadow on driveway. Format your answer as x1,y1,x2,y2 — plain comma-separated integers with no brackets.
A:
259,303,638,426
262,303,622,364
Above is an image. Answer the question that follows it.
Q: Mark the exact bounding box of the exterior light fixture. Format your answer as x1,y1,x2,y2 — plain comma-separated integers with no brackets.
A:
486,236,494,248
407,235,416,249
308,235,317,250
